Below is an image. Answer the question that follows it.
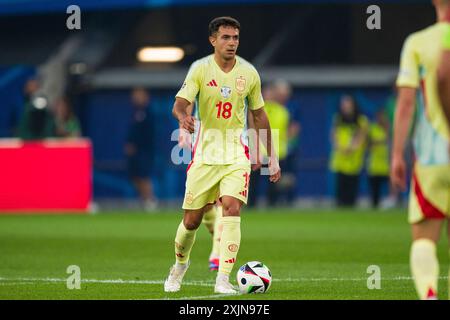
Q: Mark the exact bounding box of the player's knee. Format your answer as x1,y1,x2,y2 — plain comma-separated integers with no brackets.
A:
183,217,202,230
222,203,241,217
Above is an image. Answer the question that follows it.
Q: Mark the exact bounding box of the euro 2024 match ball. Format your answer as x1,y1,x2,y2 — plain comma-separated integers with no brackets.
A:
236,261,272,294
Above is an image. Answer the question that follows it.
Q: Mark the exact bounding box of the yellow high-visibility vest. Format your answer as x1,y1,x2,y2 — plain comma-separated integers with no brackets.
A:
330,115,368,175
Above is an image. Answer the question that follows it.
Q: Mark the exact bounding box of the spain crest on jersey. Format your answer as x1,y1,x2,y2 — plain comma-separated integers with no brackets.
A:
235,76,246,94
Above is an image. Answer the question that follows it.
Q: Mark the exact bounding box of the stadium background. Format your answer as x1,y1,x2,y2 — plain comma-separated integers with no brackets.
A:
1,0,449,302
0,0,435,206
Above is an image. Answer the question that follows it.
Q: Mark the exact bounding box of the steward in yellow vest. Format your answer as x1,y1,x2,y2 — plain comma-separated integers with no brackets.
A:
330,95,368,207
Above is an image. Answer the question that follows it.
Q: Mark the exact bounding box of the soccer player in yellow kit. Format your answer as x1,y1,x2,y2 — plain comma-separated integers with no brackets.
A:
438,17,450,125
391,0,450,300
164,16,281,294
178,103,222,271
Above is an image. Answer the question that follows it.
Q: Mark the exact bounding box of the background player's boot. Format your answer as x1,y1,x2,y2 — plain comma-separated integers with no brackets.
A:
164,261,190,292
214,273,237,294
425,288,438,300
209,257,219,271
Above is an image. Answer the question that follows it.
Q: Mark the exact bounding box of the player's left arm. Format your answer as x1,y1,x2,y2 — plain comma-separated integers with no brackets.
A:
250,107,281,183
437,25,450,128
390,34,419,191
247,110,262,171
247,70,281,182
391,87,416,191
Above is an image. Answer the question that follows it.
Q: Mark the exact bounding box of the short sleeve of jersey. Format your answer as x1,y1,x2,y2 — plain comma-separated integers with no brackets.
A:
247,70,264,110
176,62,202,103
396,35,420,89
443,24,450,50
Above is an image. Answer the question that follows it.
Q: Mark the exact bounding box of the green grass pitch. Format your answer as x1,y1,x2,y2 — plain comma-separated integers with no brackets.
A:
0,209,448,300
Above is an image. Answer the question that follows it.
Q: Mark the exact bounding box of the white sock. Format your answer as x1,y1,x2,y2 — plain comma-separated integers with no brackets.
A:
410,238,439,299
175,261,189,268
216,273,229,282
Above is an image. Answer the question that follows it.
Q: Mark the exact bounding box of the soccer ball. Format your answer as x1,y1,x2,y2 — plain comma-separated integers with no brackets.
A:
236,261,272,294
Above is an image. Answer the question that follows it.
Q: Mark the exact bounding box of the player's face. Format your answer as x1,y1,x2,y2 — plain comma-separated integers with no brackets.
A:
210,26,239,61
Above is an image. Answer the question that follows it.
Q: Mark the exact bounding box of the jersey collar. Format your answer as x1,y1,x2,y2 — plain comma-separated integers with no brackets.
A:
211,54,239,75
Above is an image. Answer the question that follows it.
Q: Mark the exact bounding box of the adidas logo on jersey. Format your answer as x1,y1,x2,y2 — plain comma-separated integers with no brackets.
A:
225,258,236,264
207,79,218,87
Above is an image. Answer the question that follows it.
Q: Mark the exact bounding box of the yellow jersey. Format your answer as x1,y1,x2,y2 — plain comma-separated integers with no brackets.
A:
176,55,264,165
396,22,450,165
368,123,390,176
443,23,450,49
330,115,369,175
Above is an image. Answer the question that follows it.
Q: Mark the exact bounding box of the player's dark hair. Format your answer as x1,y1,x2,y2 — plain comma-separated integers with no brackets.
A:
208,16,240,36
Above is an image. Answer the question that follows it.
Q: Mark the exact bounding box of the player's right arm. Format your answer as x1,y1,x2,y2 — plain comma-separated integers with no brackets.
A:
172,98,195,133
177,103,194,148
437,24,450,128
173,61,202,133
391,35,418,192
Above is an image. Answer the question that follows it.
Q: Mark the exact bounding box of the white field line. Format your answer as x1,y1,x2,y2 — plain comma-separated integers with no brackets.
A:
150,294,240,300
0,275,448,286
275,276,447,282
0,282,34,286
0,277,211,287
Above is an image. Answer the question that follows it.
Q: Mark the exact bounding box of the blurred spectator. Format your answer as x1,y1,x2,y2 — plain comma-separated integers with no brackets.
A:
384,84,397,138
17,78,56,140
367,109,390,208
125,87,158,211
54,97,81,138
248,79,297,207
330,95,369,207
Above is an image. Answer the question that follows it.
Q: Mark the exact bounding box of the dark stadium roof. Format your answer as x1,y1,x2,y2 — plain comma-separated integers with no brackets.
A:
0,2,435,69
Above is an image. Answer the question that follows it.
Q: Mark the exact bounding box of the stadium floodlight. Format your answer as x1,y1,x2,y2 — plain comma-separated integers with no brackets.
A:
137,47,184,63
31,95,48,110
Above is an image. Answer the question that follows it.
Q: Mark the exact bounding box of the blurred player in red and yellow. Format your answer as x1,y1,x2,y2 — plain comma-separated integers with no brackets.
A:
437,11,450,126
165,16,281,294
391,0,450,300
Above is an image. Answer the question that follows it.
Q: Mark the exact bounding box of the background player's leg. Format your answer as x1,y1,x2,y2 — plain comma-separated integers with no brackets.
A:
216,195,242,293
202,204,221,270
410,219,444,299
211,205,223,270
447,219,450,300
202,204,216,236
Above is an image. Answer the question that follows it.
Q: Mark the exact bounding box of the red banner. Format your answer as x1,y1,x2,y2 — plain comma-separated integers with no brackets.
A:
0,138,92,213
